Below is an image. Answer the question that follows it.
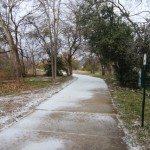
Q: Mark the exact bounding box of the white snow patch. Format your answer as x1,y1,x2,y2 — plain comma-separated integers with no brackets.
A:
0,77,77,130
92,114,116,124
116,113,142,150
22,139,64,150
38,74,107,110
37,101,79,110
0,116,10,124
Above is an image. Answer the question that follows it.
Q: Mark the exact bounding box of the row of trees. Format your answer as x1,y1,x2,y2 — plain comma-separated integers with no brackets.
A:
79,0,150,87
0,0,149,87
0,0,83,82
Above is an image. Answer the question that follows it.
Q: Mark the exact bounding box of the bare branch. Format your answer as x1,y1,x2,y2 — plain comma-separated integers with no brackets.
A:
0,49,11,54
130,11,150,17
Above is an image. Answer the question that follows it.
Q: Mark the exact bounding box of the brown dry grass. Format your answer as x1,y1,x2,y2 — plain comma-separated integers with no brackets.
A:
0,76,72,96
0,71,13,80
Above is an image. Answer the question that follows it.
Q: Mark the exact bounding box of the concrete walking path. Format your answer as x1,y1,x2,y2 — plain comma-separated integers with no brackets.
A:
0,74,128,150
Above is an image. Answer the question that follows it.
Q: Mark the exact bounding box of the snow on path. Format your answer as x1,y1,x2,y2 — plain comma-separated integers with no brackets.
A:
0,77,76,130
37,74,108,110
0,74,129,150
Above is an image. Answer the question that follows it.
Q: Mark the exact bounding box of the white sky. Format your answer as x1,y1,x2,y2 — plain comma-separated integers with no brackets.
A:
17,0,150,25
120,0,150,22
19,0,150,22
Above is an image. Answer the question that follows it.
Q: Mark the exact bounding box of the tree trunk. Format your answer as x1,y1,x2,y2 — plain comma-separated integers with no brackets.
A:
31,52,36,76
0,16,22,82
26,54,29,74
68,57,73,76
107,64,113,75
53,48,57,80
69,65,73,76
13,47,22,81
20,49,26,77
101,64,105,76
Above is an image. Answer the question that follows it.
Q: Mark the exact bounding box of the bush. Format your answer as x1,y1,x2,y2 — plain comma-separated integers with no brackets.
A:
44,57,66,76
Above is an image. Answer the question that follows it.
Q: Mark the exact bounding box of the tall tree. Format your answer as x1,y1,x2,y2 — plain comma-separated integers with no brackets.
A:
0,0,36,81
36,0,62,80
61,2,82,76
80,0,139,86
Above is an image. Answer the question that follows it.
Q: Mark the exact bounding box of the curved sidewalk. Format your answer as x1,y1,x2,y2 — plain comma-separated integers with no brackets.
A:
0,74,128,150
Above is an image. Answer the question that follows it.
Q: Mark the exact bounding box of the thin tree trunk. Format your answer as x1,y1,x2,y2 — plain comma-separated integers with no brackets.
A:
31,52,36,76
101,64,105,76
54,51,57,79
68,57,73,76
51,52,54,79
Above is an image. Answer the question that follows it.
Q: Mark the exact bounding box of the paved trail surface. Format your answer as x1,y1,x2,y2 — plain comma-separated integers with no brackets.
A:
0,74,128,150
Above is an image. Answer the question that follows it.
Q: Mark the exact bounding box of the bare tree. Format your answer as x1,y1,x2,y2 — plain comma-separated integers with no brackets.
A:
0,0,37,81
36,0,62,80
23,34,41,76
27,17,52,60
61,0,83,76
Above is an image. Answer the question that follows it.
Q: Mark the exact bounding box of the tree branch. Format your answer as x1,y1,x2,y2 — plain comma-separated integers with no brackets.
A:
0,50,11,54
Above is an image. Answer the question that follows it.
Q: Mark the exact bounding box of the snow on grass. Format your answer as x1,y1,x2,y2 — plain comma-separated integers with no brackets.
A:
117,116,143,150
0,77,77,131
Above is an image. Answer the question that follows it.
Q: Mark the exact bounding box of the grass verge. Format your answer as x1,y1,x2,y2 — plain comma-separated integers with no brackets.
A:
0,76,72,96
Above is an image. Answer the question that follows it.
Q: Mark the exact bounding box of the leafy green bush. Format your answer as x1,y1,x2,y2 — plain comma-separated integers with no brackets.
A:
44,57,66,76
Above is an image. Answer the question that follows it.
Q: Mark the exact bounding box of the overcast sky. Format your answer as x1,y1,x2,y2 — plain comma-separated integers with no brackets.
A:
120,0,150,22
19,0,149,23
